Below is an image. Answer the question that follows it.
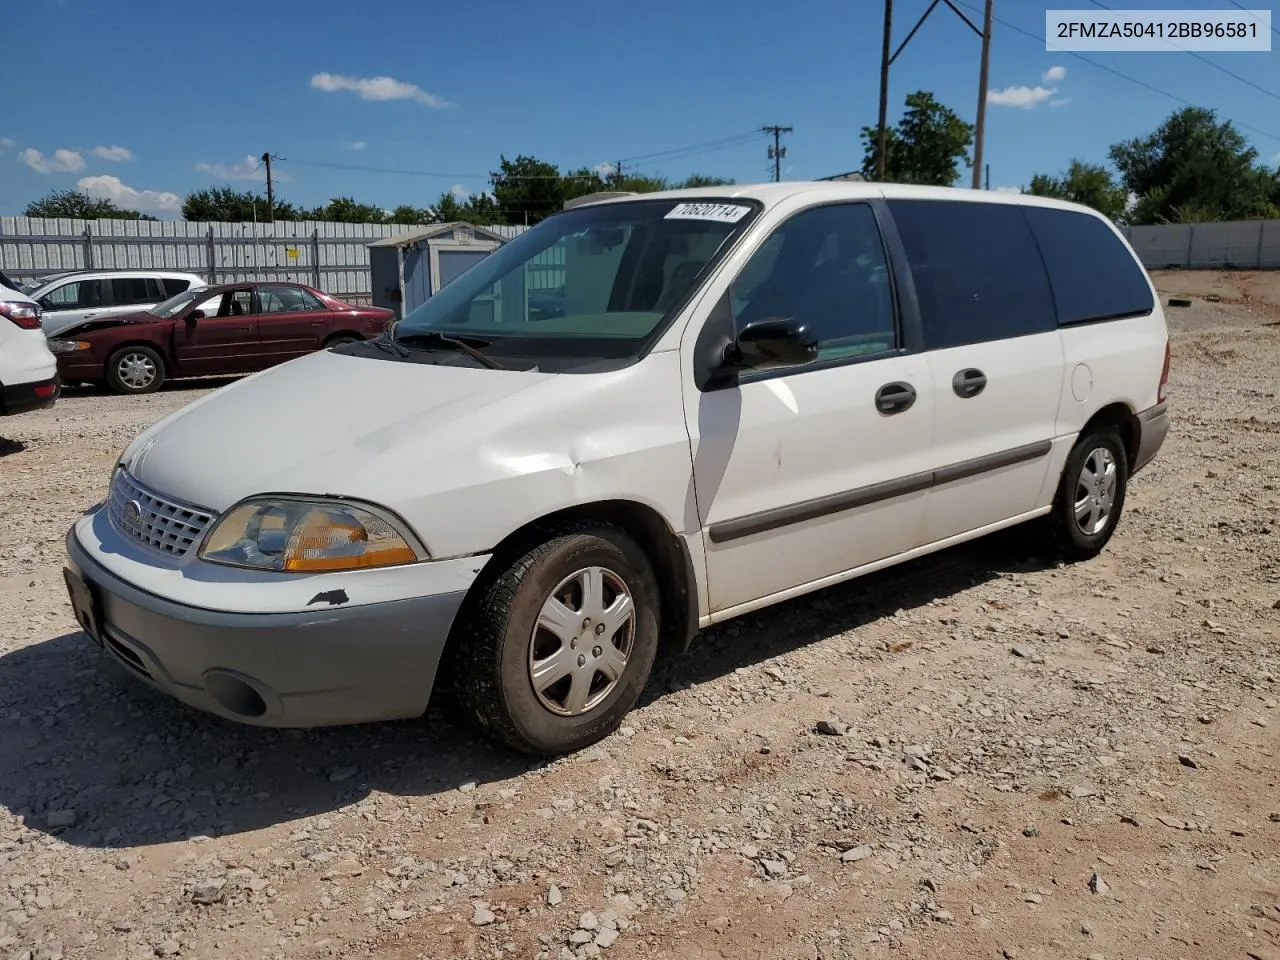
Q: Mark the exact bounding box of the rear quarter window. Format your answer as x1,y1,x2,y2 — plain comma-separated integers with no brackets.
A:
162,277,193,297
1022,206,1155,325
886,199,1056,350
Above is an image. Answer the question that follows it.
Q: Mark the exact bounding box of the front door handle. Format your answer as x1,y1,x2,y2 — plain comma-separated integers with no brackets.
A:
875,381,917,415
952,368,987,398
237,326,250,333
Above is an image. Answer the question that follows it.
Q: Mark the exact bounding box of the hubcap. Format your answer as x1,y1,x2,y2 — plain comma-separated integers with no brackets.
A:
529,566,636,717
1073,446,1117,536
117,353,156,389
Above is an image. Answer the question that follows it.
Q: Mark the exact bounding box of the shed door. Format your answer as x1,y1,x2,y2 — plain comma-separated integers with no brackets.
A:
403,245,431,314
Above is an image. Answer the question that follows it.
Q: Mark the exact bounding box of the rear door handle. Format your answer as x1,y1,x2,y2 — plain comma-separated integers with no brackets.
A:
875,381,917,415
952,368,987,398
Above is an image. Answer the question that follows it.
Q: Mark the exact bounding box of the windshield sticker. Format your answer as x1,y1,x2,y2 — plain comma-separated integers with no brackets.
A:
664,202,750,224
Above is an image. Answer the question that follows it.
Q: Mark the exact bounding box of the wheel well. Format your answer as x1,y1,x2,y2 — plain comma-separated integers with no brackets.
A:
324,331,363,345
1080,402,1138,469
468,500,699,653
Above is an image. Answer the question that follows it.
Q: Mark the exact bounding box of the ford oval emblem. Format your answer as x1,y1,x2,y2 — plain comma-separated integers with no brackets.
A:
124,499,143,527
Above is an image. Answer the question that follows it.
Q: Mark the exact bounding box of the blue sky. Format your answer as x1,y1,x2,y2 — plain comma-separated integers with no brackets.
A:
1,0,1277,218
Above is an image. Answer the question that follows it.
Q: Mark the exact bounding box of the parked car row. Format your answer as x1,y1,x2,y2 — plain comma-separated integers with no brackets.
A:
0,268,397,406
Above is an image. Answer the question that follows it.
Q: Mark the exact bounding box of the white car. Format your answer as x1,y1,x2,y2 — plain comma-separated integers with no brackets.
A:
29,270,207,337
0,269,59,416
63,182,1170,755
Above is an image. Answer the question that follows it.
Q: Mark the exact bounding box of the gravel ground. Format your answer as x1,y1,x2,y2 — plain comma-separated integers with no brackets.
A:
1,270,1278,960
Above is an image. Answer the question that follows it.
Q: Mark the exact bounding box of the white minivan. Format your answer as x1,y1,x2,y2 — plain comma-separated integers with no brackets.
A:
63,183,1170,755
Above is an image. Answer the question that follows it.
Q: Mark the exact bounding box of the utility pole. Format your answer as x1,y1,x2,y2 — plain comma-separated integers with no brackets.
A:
763,125,792,182
261,152,284,222
875,0,989,185
876,0,893,181
971,0,994,189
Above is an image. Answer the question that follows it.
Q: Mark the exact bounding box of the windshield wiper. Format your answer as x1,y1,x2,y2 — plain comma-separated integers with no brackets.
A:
370,333,410,357
395,330,505,370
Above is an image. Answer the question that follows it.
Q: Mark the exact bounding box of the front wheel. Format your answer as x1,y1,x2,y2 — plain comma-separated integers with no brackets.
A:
105,346,166,395
453,524,661,756
1048,427,1129,561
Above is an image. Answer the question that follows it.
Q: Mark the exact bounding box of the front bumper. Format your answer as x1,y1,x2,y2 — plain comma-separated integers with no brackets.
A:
1132,401,1170,475
65,528,471,727
0,373,59,415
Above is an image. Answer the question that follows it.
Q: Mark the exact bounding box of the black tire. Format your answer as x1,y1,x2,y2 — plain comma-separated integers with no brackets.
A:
1048,427,1129,562
105,345,165,395
453,523,661,756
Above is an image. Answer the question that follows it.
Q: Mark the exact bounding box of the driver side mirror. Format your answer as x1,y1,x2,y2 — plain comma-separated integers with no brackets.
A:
724,318,819,372
187,309,206,320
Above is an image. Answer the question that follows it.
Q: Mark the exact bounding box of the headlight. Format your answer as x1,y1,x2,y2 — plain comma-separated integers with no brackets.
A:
48,339,91,354
198,497,424,572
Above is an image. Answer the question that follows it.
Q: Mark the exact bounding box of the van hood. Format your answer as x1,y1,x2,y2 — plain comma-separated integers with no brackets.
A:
121,349,552,512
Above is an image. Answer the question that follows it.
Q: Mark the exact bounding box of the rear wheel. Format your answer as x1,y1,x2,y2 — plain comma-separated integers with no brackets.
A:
105,346,165,395
453,524,661,756
1047,427,1129,561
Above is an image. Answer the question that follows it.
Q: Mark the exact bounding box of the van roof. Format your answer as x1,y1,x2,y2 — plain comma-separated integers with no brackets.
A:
574,181,1106,219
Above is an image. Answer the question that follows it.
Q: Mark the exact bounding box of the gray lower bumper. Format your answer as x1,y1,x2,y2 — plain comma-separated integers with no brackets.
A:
1132,402,1170,475
65,530,467,727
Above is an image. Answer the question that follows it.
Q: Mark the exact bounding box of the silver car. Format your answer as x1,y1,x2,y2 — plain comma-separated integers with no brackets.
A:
30,271,207,337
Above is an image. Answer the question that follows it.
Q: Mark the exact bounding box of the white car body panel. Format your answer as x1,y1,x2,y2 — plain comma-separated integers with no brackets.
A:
0,279,57,397
34,271,208,337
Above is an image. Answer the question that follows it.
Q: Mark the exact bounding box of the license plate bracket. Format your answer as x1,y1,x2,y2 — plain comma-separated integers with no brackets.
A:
63,567,104,646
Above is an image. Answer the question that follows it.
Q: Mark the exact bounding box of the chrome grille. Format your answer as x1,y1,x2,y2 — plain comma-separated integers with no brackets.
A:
107,469,216,557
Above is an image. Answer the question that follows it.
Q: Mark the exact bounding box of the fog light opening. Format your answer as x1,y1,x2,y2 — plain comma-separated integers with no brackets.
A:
204,671,268,719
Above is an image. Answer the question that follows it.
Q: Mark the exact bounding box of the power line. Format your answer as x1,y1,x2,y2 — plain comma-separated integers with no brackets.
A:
1087,0,1280,103
952,0,1280,144
284,129,769,183
1225,0,1280,37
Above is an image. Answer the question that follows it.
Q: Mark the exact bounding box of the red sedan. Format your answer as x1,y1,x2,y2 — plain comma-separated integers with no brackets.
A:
47,281,395,394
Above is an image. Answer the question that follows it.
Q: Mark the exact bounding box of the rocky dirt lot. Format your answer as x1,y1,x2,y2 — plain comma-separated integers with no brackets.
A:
1,270,1278,960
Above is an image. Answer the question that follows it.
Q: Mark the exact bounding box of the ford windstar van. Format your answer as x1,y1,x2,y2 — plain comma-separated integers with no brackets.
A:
64,182,1171,756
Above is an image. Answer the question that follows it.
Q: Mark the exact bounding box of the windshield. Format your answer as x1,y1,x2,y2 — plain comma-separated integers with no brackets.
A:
150,286,210,318
395,198,759,364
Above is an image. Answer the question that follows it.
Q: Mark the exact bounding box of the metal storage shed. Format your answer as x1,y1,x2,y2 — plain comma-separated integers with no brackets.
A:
367,222,510,318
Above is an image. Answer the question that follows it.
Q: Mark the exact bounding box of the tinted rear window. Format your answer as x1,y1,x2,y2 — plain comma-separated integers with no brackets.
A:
162,277,192,296
1022,206,1154,325
887,199,1055,350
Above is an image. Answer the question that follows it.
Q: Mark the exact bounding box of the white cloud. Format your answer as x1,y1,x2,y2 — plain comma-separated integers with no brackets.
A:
91,145,133,162
20,147,86,174
341,140,367,151
1049,97,1072,109
310,72,449,107
593,162,617,178
76,175,181,215
1042,65,1067,83
0,137,14,153
1271,152,1280,164
195,154,266,182
449,183,469,200
988,84,1058,109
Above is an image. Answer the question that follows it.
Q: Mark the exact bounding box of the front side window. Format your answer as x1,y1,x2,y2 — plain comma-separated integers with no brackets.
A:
258,285,324,313
729,203,898,362
222,290,254,316
42,280,104,310
394,198,759,366
887,199,1056,350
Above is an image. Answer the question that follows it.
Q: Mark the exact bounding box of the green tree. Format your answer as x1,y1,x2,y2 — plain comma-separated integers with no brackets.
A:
431,190,501,225
1026,160,1130,222
388,204,435,225
672,174,736,188
1109,107,1280,224
25,189,157,220
182,187,299,222
308,196,390,223
489,155,582,226
860,90,974,186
